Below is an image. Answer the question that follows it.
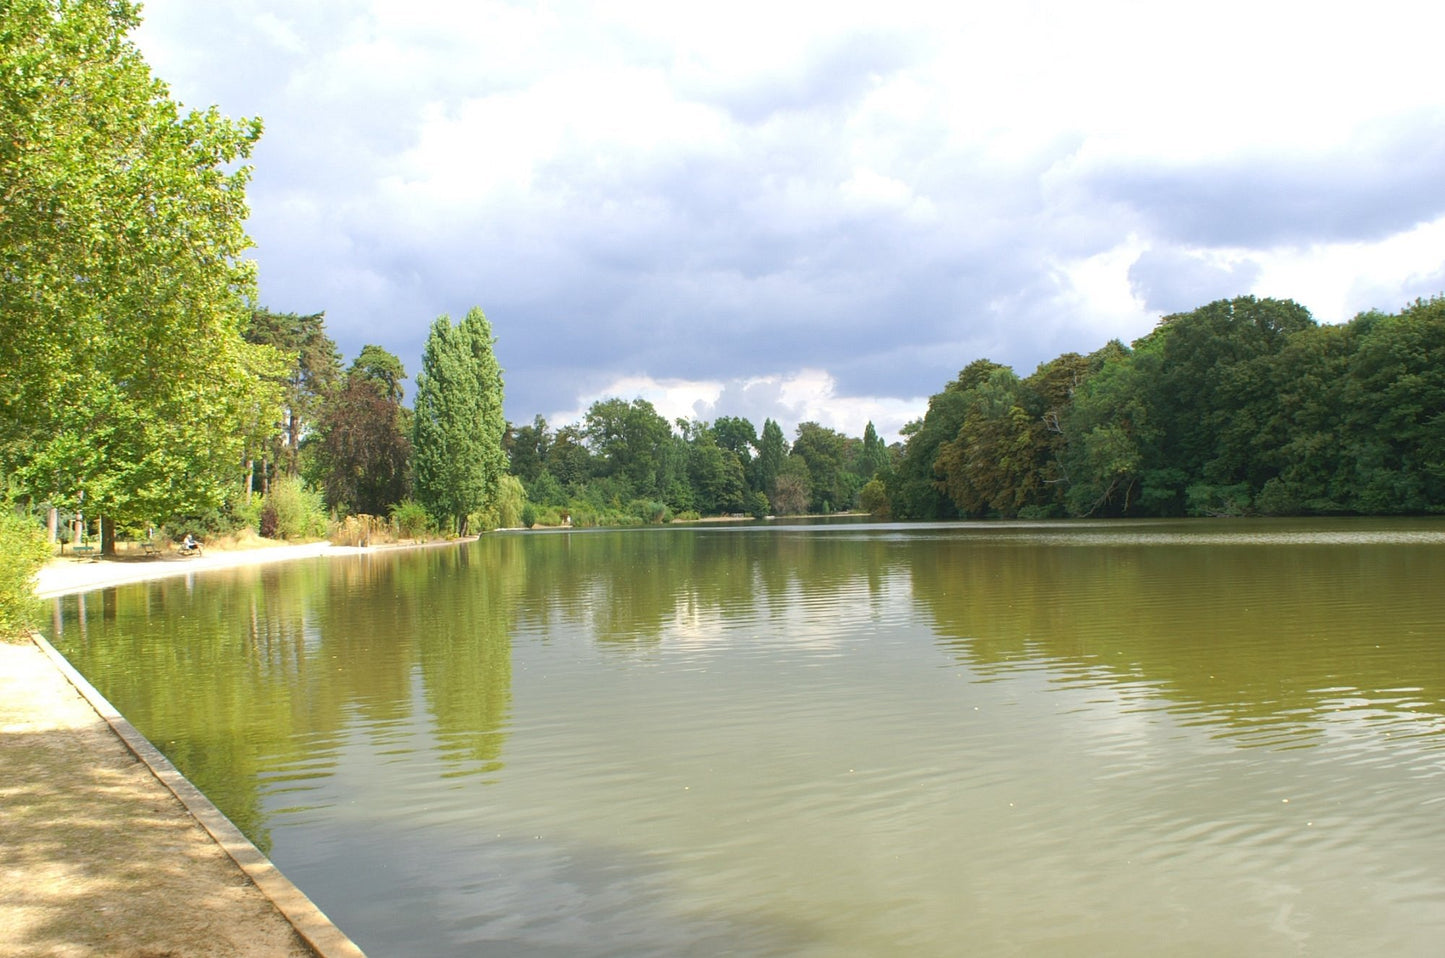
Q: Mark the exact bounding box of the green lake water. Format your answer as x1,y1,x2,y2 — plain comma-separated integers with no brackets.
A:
46,519,1445,956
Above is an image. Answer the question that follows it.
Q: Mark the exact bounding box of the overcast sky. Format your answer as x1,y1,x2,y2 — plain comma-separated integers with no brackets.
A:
134,0,1445,441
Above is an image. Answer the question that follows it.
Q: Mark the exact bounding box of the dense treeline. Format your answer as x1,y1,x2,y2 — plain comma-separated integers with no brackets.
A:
504,402,891,525
886,295,1445,519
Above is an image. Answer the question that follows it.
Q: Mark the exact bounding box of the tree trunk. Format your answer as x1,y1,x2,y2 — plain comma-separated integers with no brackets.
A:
101,516,116,556
47,508,58,543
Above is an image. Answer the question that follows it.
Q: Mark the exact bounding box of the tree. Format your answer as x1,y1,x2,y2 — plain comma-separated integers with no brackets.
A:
308,347,411,516
351,343,407,403
583,398,674,499
770,457,812,515
886,360,1007,519
243,309,340,483
713,416,758,467
859,422,890,480
507,415,551,484
412,308,506,535
0,0,283,551
756,418,787,495
792,422,855,512
684,424,746,515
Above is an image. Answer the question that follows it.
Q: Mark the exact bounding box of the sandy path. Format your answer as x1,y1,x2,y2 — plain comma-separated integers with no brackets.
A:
0,639,322,957
33,541,372,600
5,540,397,956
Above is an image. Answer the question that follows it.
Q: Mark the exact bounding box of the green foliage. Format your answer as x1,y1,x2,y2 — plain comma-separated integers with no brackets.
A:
388,499,436,539
859,422,890,480
259,476,328,540
520,503,537,529
859,478,891,519
583,397,675,499
412,308,507,535
308,354,411,516
524,470,568,507
0,0,283,537
349,344,407,403
244,309,340,480
0,508,50,637
756,419,787,495
890,294,1445,519
507,415,551,484
791,422,858,513
474,475,526,531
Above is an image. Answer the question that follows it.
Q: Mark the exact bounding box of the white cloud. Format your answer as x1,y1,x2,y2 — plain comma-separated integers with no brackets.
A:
131,0,1445,431
1251,214,1445,323
553,370,926,442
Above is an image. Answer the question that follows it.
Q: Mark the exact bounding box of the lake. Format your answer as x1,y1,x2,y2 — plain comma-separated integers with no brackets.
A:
46,519,1445,956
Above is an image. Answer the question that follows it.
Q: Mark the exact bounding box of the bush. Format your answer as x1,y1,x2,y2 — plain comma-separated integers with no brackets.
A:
1,508,51,638
520,503,536,529
260,476,329,540
331,514,392,547
389,499,436,539
858,479,891,519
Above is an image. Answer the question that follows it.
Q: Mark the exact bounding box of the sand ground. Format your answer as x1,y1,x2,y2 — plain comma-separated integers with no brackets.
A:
4,541,384,957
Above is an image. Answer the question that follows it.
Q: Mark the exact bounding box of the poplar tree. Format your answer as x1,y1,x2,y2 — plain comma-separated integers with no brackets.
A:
412,308,506,535
756,418,787,494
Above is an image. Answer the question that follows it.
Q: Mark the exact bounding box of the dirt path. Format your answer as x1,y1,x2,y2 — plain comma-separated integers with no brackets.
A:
0,635,363,957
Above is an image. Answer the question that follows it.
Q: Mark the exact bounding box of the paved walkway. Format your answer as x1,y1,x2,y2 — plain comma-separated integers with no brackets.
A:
0,635,365,957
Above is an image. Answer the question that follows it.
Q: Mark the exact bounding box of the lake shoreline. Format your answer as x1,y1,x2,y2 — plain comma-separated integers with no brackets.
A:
33,536,470,600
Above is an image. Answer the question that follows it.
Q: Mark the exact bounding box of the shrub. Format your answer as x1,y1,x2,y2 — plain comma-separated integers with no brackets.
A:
858,479,891,519
520,503,536,529
261,476,329,540
1,508,51,638
331,514,391,547
389,499,436,539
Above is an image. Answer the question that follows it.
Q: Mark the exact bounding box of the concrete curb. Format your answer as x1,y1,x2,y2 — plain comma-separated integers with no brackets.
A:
29,630,367,958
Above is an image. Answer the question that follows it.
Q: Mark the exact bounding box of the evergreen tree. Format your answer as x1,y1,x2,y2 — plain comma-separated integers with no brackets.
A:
412,308,506,535
859,422,889,480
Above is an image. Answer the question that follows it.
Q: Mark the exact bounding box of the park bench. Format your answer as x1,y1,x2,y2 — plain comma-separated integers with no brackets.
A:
141,540,161,557
68,543,97,560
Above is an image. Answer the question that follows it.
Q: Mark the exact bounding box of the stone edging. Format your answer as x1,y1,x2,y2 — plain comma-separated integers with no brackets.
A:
28,630,367,958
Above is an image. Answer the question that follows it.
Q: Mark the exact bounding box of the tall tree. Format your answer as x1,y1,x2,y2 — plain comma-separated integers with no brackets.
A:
756,418,787,496
412,308,506,535
859,421,890,480
507,415,551,484
792,422,856,512
0,0,283,550
350,343,407,403
243,308,340,482
583,398,674,499
309,347,411,516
